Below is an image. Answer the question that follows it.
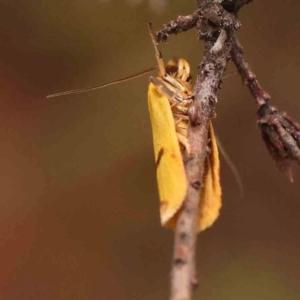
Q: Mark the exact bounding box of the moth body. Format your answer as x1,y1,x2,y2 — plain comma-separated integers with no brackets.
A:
148,58,222,232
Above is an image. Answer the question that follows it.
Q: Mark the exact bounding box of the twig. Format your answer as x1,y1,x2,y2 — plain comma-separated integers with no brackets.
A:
230,33,300,181
156,2,241,44
155,11,199,43
170,29,231,300
230,34,270,107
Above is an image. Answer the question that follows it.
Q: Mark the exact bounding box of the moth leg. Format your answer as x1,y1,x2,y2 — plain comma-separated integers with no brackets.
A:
173,113,189,121
170,101,179,108
175,118,183,126
150,76,179,103
163,74,187,94
181,97,194,106
172,104,189,115
150,75,188,104
171,101,189,115
176,132,191,155
183,93,194,100
178,94,194,107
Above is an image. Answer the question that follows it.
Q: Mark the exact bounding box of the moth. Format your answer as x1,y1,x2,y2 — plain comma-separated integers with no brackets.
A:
147,25,222,232
47,27,222,232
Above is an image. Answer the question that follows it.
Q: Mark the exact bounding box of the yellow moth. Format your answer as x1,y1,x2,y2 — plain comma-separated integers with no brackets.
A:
148,25,221,232
47,27,222,232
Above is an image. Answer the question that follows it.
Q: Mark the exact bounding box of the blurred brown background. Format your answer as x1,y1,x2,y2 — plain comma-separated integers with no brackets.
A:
1,1,300,299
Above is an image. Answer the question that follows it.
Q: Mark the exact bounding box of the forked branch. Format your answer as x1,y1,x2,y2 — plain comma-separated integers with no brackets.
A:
154,1,300,300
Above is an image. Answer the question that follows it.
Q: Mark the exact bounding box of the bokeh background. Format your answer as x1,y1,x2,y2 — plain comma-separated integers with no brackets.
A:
1,1,300,299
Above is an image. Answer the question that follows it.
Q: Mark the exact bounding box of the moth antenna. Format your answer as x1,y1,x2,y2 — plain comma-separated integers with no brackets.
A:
215,135,244,198
148,22,166,77
47,66,157,98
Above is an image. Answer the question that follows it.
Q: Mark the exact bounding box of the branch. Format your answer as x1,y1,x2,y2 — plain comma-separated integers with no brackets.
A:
155,11,199,43
153,1,299,300
230,33,300,181
230,34,270,107
153,3,244,300
155,2,241,44
170,29,231,300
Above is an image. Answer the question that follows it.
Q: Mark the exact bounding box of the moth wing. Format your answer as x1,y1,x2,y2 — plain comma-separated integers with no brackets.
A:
197,122,222,231
148,83,188,226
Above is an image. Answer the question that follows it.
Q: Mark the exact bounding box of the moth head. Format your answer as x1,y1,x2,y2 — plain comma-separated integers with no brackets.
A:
165,59,192,83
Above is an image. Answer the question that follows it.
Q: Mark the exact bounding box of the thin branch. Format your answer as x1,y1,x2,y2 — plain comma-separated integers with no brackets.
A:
155,11,199,43
230,34,270,107
230,33,300,181
170,29,231,300
200,3,241,31
156,2,241,44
